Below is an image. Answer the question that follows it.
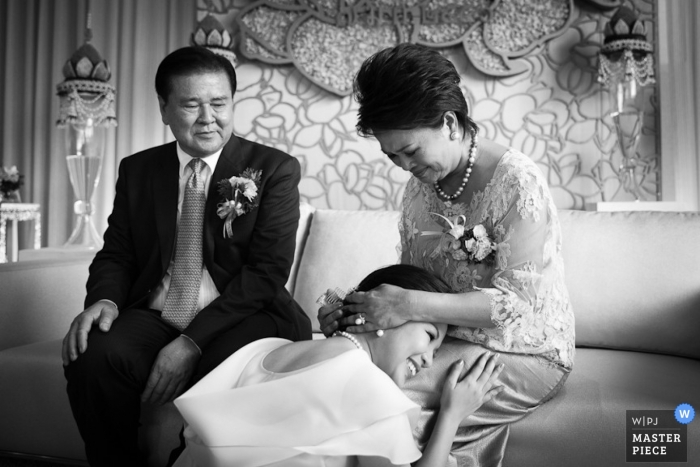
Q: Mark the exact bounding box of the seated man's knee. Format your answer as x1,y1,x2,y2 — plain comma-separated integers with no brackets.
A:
67,330,147,382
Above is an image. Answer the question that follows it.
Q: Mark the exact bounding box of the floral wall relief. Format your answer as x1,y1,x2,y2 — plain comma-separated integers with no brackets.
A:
230,61,410,209
199,0,658,211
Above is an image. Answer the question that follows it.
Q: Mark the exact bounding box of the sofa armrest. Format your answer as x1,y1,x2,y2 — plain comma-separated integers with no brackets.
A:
0,254,92,351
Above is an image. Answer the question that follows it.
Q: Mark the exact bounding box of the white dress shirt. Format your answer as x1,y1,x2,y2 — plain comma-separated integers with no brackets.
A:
147,143,223,314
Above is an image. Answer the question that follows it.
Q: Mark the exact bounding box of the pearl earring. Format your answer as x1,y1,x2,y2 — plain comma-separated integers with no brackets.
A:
450,132,458,140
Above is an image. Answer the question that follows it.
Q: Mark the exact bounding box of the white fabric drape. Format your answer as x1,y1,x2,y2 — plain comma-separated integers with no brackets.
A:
0,0,195,247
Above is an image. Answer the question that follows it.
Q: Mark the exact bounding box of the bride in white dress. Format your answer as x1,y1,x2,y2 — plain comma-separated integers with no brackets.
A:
173,265,503,467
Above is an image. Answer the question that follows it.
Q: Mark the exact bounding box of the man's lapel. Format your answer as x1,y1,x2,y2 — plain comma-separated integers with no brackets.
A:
204,136,244,278
152,143,180,274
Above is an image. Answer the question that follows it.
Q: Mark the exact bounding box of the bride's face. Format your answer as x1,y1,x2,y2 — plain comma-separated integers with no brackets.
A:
375,321,448,387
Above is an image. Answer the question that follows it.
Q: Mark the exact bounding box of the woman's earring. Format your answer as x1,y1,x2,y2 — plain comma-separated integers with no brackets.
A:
450,132,458,140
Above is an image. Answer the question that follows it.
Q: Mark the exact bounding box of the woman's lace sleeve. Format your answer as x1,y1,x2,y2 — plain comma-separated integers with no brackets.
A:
472,159,568,356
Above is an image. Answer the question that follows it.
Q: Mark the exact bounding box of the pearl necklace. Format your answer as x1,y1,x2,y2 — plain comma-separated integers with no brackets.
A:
333,330,364,352
434,132,479,201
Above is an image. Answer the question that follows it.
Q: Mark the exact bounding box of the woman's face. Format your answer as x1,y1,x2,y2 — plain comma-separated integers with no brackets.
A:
374,124,461,185
375,321,448,387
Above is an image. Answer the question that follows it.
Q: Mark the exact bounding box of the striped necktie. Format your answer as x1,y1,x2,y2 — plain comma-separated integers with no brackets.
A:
162,157,206,331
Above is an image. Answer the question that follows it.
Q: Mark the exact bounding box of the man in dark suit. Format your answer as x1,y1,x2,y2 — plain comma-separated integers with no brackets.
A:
62,46,311,467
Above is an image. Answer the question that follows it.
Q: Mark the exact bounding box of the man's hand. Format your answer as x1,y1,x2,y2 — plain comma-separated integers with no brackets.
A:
141,336,201,405
62,300,119,366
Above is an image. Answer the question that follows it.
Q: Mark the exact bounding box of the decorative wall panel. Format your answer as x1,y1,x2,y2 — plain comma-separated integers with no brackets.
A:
198,0,658,211
236,0,576,95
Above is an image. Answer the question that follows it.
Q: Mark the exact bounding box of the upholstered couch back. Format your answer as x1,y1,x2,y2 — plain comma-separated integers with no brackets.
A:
287,206,700,361
287,204,402,330
558,210,700,360
2,207,699,361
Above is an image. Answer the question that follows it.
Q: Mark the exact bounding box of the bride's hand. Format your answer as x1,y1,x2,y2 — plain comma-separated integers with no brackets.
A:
440,353,504,424
342,284,410,334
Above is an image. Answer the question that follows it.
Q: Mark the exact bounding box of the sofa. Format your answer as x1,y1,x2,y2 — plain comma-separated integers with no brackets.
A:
1,205,699,467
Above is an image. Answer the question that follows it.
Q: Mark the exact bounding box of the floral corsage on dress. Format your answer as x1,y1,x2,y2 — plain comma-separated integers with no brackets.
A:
216,168,262,238
422,213,498,264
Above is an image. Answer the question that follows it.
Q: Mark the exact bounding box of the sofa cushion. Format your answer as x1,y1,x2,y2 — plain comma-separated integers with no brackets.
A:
559,210,700,360
505,348,700,466
292,209,402,331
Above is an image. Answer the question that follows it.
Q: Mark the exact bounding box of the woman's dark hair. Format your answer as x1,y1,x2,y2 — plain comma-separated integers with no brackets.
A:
355,264,452,295
155,46,237,103
353,43,477,137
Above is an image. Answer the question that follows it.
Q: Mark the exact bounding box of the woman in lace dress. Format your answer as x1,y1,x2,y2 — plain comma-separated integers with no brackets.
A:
173,265,503,467
318,44,575,467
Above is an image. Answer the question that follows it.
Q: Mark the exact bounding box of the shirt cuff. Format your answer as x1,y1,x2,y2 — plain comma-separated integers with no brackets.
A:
180,334,202,355
97,299,119,310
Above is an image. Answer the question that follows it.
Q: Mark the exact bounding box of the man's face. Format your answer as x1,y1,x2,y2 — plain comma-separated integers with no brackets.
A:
158,71,235,158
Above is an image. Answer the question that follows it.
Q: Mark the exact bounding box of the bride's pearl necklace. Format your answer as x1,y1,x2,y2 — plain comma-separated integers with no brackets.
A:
333,330,364,352
434,132,479,201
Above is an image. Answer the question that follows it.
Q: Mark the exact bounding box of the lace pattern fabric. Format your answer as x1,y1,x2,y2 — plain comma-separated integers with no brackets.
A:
400,149,575,370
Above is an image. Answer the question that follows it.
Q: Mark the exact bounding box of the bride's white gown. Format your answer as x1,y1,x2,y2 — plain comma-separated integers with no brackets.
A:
173,338,422,467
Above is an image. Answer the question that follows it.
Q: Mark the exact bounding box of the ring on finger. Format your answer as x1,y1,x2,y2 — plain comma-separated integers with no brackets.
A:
355,314,366,326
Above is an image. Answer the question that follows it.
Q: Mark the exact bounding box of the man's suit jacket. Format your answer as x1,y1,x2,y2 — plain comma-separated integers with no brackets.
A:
85,135,312,349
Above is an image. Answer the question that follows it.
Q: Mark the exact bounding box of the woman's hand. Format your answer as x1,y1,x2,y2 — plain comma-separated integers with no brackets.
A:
342,284,411,334
440,353,504,424
317,302,344,337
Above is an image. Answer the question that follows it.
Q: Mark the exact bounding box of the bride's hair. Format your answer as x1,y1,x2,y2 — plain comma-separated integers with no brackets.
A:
337,264,451,331
354,264,452,295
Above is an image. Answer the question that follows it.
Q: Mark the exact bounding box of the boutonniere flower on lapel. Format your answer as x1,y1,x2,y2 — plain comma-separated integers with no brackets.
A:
421,213,497,264
216,168,262,238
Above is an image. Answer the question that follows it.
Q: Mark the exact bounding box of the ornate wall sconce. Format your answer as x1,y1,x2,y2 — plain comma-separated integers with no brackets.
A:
597,6,655,201
56,8,117,249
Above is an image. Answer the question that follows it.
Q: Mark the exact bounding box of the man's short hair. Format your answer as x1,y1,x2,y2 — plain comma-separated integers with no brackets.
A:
155,46,237,103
